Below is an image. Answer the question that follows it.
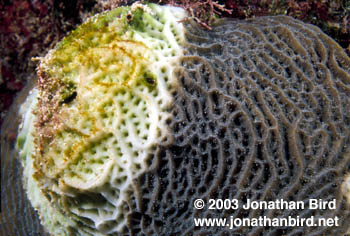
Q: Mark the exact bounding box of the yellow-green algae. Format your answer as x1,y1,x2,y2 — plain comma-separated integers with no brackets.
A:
17,3,187,235
43,4,158,100
35,3,164,179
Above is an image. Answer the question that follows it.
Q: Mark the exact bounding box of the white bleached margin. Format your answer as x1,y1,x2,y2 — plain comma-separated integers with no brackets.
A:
17,89,76,235
16,4,186,236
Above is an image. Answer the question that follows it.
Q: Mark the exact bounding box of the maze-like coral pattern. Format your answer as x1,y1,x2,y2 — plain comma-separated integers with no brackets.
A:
11,5,350,236
129,16,350,236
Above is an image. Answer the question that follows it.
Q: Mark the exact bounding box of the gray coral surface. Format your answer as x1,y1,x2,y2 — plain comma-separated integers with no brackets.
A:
2,9,350,236
127,16,350,235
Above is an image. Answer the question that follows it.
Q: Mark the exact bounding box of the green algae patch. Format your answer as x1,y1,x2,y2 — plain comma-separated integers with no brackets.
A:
42,4,156,87
16,3,187,235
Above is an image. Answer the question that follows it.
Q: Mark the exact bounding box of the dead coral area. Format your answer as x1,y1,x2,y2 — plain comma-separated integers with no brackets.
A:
0,0,349,126
0,0,96,126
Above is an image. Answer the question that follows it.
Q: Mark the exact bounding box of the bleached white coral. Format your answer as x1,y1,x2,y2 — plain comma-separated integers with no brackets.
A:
17,4,187,235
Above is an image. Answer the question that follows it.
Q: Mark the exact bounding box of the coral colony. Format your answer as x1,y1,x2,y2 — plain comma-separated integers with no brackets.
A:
4,2,350,236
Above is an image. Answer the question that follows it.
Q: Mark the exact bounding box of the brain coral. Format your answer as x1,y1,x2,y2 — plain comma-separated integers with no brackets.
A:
1,3,350,236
